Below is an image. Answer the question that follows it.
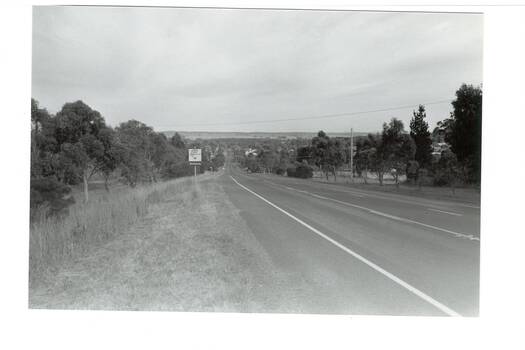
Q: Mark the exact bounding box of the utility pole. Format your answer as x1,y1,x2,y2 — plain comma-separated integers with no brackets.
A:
350,128,354,183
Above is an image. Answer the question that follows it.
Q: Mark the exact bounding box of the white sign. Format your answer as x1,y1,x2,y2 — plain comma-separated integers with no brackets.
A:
188,148,202,163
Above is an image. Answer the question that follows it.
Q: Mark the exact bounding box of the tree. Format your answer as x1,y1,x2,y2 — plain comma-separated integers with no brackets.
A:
211,152,226,171
96,127,120,191
296,146,312,164
161,146,192,179
115,120,156,186
439,84,482,183
53,101,112,202
31,99,57,179
409,105,433,169
150,132,171,182
406,160,420,185
311,131,345,181
354,133,384,185
379,118,416,187
30,99,75,215
433,149,461,193
170,132,186,149
354,136,381,184
258,145,278,173
245,156,260,173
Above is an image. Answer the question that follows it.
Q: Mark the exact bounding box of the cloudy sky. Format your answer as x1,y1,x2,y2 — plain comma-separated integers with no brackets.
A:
32,6,483,133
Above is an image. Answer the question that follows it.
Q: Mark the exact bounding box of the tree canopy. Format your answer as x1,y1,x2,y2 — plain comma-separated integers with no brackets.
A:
442,84,482,183
30,99,213,215
409,105,433,169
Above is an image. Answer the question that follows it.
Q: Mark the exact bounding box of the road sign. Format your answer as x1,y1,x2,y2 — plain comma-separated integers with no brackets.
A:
188,148,202,162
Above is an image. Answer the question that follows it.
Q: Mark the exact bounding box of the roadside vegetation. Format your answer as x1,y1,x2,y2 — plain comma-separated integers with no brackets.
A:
31,98,226,217
29,99,227,287
30,175,301,312
237,83,482,192
30,175,192,288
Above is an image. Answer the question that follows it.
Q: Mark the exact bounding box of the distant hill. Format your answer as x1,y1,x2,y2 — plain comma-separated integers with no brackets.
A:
161,131,370,140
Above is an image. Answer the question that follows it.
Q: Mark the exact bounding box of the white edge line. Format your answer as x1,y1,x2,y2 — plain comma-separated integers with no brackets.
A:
230,176,462,317
428,208,463,217
265,180,479,242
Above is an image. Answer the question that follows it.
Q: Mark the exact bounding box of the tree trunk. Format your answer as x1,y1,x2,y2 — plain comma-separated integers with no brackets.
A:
104,175,110,192
363,168,368,184
83,171,89,203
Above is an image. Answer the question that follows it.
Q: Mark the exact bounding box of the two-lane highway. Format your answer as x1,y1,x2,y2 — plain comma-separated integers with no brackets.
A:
221,164,480,316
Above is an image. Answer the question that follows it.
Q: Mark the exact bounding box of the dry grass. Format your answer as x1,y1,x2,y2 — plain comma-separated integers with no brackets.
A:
29,175,199,288
29,172,299,312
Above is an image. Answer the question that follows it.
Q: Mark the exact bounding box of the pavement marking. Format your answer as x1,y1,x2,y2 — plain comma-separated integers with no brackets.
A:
231,176,462,317
427,208,463,217
263,179,479,242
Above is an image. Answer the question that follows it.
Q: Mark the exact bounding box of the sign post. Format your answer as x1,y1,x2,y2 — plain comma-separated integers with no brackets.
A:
188,148,202,177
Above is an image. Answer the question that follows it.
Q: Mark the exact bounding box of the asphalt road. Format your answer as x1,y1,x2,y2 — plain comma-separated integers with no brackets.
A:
220,163,480,316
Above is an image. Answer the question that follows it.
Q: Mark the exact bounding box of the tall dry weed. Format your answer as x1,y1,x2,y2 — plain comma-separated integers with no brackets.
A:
29,176,196,287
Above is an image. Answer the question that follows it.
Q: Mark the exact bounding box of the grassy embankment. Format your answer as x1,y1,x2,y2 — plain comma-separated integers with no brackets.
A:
29,176,194,288
29,172,296,312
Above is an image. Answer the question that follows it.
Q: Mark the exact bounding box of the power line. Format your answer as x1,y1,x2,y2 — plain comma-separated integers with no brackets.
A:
158,99,451,128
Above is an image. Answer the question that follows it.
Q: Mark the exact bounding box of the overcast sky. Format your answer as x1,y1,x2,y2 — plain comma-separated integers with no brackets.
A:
32,7,483,133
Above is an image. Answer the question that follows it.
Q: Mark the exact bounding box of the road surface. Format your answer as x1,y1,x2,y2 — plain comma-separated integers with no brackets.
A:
220,163,480,316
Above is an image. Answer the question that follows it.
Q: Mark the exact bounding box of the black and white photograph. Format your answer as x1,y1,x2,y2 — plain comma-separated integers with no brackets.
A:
2,1,524,349
29,5,483,316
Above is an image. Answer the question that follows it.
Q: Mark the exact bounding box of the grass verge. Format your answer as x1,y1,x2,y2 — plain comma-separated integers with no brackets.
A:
29,175,197,289
29,172,297,312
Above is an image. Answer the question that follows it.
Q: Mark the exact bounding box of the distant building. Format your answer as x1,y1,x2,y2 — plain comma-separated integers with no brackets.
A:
245,148,258,157
431,142,451,160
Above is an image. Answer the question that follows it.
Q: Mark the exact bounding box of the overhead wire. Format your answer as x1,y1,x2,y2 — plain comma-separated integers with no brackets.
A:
156,99,452,128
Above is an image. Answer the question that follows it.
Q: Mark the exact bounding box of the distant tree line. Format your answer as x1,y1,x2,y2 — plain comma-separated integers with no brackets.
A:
240,83,482,189
31,99,225,216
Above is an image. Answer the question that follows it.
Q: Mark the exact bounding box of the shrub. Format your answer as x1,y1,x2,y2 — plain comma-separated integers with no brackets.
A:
275,167,286,175
30,177,75,218
287,163,313,179
296,164,313,178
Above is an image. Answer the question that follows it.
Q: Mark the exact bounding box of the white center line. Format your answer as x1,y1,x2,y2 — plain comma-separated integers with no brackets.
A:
428,208,463,217
231,176,462,317
262,179,479,241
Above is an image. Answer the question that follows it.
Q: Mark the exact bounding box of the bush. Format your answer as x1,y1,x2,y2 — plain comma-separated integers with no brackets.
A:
30,177,75,218
432,150,461,187
287,163,313,179
275,167,286,175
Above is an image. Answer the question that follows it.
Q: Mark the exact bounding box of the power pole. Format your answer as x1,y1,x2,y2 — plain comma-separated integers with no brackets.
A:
350,128,354,183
